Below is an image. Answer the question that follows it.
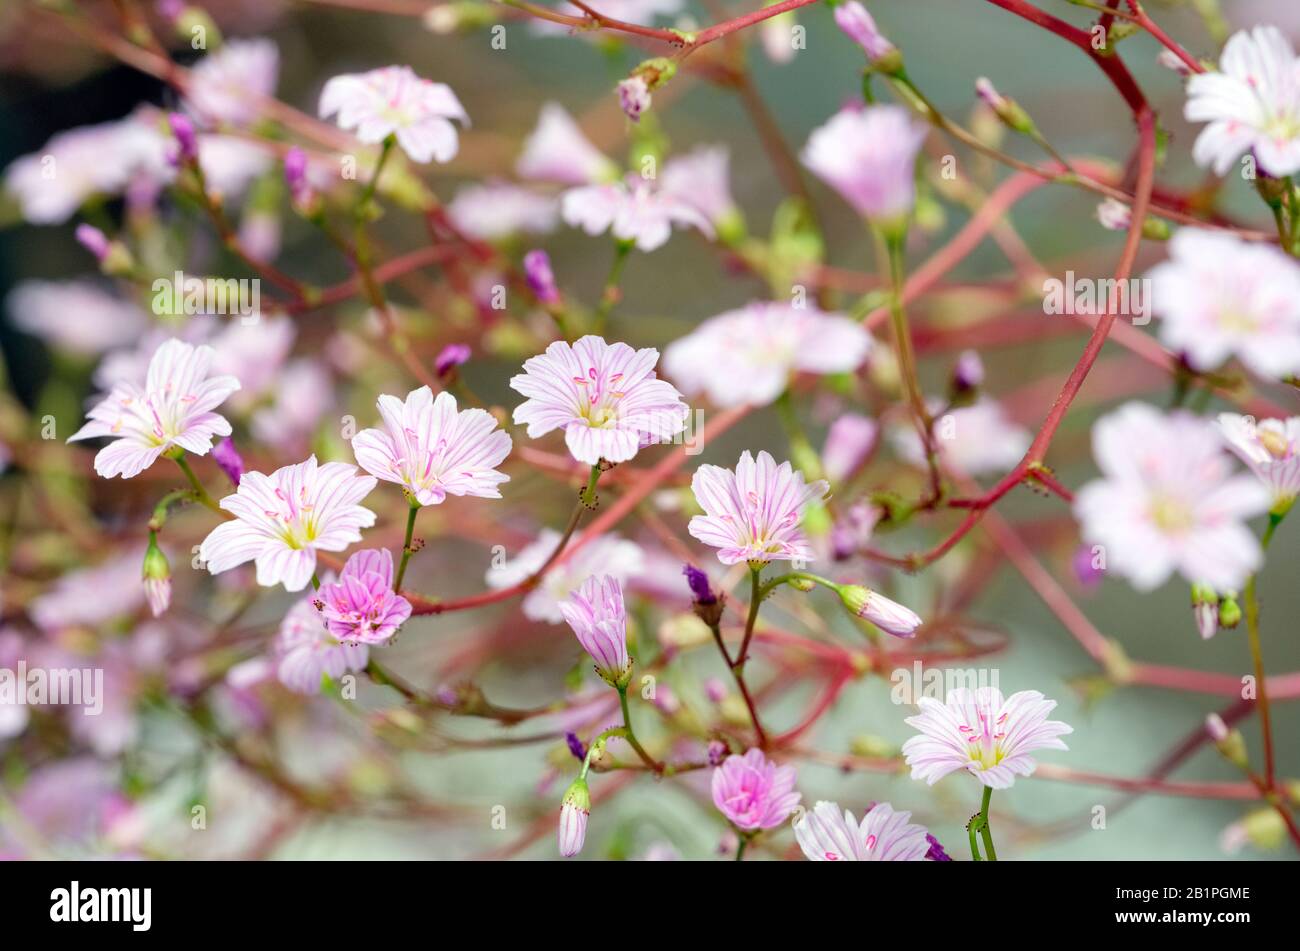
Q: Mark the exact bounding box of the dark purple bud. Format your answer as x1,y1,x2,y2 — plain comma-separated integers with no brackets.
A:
435,343,471,379
953,349,984,392
168,112,198,164
707,739,727,767
683,563,716,605
212,437,244,486
925,833,952,862
523,249,559,305
565,731,587,762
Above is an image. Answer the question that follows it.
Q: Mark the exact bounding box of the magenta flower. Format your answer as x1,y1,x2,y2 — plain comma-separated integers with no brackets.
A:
510,335,689,465
274,581,369,694
802,104,928,223
711,748,801,831
316,549,412,645
68,339,240,479
318,65,468,164
559,575,632,687
902,686,1073,789
794,801,931,861
199,455,377,592
688,450,829,566
351,386,512,507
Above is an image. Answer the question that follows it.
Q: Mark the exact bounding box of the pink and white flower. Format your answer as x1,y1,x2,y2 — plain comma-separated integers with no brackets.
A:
1185,26,1300,177
834,1,897,63
688,450,829,565
184,38,279,128
663,302,871,407
199,455,377,592
7,280,147,357
446,181,559,239
1146,228,1300,379
352,386,511,507
1074,403,1270,591
1217,412,1300,508
510,335,689,465
558,776,591,858
822,413,878,483
659,145,741,231
561,176,714,252
802,105,928,222
316,549,411,645
68,339,240,479
559,575,632,686
516,102,619,186
274,579,370,693
794,801,931,861
892,397,1031,476
902,686,1073,789
711,748,801,831
318,66,469,164
485,528,644,623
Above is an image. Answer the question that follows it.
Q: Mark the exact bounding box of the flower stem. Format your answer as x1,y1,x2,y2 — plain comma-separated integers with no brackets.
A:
1243,511,1285,789
617,685,663,774
527,465,602,586
395,502,420,592
979,785,998,861
735,834,749,862
173,455,223,514
592,239,633,335
727,566,770,750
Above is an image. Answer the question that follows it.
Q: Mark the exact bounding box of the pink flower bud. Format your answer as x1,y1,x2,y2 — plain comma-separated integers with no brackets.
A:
75,224,110,261
839,585,923,638
618,77,651,122
704,677,728,704
1205,713,1229,742
558,776,590,857
523,248,560,305
822,413,877,483
834,1,897,63
168,112,198,164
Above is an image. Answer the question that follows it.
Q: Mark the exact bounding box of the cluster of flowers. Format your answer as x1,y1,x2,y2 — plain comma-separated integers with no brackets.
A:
3,0,1300,860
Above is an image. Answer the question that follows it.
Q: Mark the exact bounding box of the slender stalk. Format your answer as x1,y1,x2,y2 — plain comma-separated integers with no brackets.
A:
735,834,749,862
617,685,663,774
173,455,223,514
395,502,420,591
1243,512,1285,789
727,566,770,750
968,823,983,862
592,240,633,335
527,465,602,586
979,785,998,861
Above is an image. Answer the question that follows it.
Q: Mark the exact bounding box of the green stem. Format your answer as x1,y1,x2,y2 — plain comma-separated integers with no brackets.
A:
1243,510,1285,789
735,834,749,862
173,455,223,514
968,822,983,862
757,570,839,600
735,566,763,669
979,786,998,861
395,502,420,591
592,239,633,334
617,685,663,774
527,465,601,586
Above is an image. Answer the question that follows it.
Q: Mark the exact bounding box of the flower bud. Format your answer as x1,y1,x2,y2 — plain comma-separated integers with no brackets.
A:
212,437,244,486
1218,593,1242,629
168,112,199,165
142,532,172,618
704,677,728,704
523,248,560,305
76,224,135,276
558,776,591,857
618,76,651,123
834,1,902,74
974,78,1036,135
434,343,471,380
838,585,922,638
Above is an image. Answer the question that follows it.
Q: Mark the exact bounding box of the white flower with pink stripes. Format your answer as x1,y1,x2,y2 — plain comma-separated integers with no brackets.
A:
199,455,377,591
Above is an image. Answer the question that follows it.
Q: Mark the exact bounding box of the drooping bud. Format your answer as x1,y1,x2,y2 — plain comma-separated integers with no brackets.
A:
1191,582,1219,640
558,776,591,857
434,343,471,380
617,58,676,124
838,584,923,638
834,1,902,74
1218,592,1242,629
76,223,135,276
142,532,172,618
974,78,1036,135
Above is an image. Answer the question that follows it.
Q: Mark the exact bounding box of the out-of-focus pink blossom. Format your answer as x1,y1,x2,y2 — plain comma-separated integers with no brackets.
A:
184,38,279,128
516,102,618,186
1218,412,1300,509
319,65,469,164
822,413,878,483
802,105,927,223
562,176,714,252
447,181,558,239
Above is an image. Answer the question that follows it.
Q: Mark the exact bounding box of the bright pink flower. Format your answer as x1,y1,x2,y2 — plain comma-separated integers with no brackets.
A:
199,455,377,592
561,177,714,252
663,302,871,408
510,335,689,465
516,102,618,186
688,450,829,565
560,575,632,687
351,386,512,507
710,748,801,831
794,801,931,861
318,65,468,164
68,339,240,479
802,105,927,222
1074,403,1270,591
316,549,412,645
274,579,370,694
902,686,1073,789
